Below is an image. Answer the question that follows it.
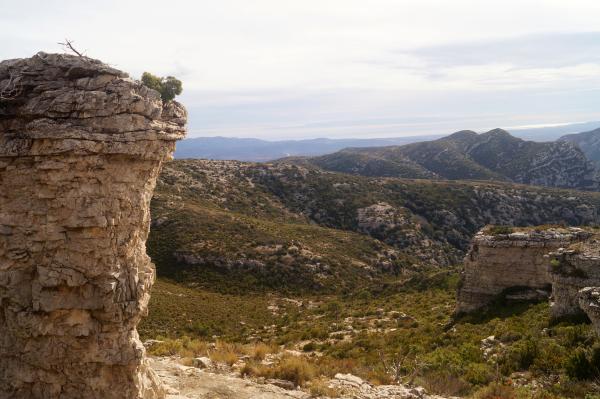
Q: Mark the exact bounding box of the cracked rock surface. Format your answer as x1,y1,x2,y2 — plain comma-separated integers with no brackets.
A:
548,238,600,321
579,287,600,333
456,227,592,314
0,52,186,398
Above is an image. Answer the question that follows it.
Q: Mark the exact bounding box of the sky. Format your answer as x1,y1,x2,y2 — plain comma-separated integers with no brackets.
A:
2,0,600,139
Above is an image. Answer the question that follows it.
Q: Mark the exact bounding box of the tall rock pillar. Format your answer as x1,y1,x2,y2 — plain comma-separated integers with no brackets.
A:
0,53,186,398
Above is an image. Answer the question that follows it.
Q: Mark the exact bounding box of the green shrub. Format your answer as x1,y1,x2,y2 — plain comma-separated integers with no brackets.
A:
472,382,518,399
271,356,316,386
186,321,211,337
488,225,514,235
566,349,592,380
564,345,600,381
463,363,494,386
500,338,538,374
303,342,317,352
419,371,471,396
141,72,182,102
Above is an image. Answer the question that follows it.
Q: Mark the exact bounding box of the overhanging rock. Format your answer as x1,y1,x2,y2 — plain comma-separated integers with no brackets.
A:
0,53,186,398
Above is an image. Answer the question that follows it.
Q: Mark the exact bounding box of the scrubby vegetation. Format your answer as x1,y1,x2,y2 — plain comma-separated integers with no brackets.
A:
141,72,182,102
142,270,600,397
149,159,600,284
141,159,600,397
487,225,515,235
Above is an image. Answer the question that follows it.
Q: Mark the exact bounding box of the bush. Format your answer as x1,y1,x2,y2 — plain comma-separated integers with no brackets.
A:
488,226,514,235
186,321,211,337
303,342,317,352
271,356,316,386
308,378,341,397
147,338,183,356
419,371,471,396
209,340,240,366
500,338,538,373
464,363,494,386
245,342,278,360
141,72,182,102
472,382,518,399
565,346,600,380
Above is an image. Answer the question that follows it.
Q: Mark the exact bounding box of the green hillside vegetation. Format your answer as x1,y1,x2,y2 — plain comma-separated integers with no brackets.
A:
141,271,600,398
141,159,600,397
149,159,600,280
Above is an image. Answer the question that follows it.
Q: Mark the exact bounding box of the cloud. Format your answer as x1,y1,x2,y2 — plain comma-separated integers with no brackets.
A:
3,1,600,138
402,32,600,69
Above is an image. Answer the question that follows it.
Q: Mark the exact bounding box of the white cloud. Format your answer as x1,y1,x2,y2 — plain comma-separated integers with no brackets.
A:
2,0,600,138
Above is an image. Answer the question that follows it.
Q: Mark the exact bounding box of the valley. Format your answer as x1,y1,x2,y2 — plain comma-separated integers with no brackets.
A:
140,158,600,398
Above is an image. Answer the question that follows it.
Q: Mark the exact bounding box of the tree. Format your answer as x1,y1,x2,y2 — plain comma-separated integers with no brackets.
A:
141,72,182,102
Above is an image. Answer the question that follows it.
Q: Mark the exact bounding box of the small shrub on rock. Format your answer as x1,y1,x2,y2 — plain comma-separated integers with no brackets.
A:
141,72,182,102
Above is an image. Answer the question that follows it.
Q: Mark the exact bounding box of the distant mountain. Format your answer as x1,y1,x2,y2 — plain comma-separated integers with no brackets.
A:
174,135,442,161
291,128,600,191
559,127,600,166
510,121,600,141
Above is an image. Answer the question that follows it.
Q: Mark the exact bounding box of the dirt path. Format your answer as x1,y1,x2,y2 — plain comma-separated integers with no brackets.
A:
149,357,310,399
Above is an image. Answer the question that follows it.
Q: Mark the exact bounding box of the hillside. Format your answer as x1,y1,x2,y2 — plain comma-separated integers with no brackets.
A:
142,159,600,397
147,159,600,292
559,127,600,166
298,129,600,191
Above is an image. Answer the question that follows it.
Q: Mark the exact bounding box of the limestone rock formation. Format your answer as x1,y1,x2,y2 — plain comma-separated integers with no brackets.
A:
0,53,186,398
578,287,600,333
456,227,591,314
547,238,600,320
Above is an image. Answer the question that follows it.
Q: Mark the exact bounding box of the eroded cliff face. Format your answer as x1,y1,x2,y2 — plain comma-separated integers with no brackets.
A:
456,227,591,314
548,240,600,321
579,287,600,333
0,53,186,398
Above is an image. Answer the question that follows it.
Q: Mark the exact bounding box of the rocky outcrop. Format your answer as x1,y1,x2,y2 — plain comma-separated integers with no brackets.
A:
547,239,600,320
578,287,600,333
356,202,455,266
456,227,591,314
0,53,186,398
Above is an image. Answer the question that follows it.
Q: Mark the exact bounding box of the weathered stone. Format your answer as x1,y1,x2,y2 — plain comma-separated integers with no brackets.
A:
578,287,600,333
0,53,186,398
456,227,591,314
548,239,600,320
192,357,212,369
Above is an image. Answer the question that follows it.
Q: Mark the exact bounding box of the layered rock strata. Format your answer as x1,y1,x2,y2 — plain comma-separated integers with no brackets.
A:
579,287,600,333
547,238,600,320
456,227,591,314
0,53,186,398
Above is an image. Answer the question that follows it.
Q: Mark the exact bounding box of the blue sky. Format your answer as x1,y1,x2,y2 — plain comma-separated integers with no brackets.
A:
2,0,600,139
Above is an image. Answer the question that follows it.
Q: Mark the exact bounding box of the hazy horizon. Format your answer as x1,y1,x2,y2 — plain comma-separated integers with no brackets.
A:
184,119,600,141
3,1,600,139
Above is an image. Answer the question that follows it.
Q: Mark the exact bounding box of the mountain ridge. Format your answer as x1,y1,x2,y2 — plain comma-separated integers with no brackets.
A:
288,128,600,191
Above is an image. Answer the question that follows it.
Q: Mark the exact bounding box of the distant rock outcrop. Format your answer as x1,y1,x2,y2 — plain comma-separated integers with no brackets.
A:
0,53,186,398
456,227,592,314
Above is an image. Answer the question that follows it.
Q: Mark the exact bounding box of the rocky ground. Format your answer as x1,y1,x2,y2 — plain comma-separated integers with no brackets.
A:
150,356,451,399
